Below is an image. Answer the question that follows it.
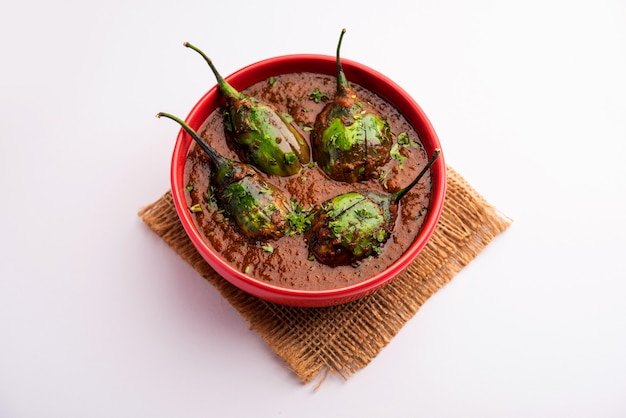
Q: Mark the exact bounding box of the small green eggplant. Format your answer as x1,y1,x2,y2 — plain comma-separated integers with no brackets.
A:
157,112,292,241
306,149,440,266
310,29,393,183
184,42,310,177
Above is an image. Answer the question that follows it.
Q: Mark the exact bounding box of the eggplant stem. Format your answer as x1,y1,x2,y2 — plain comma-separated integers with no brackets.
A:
183,41,241,100
392,148,441,203
336,28,350,95
156,112,221,164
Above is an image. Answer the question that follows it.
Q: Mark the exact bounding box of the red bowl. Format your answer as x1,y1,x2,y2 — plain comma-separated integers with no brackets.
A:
170,54,446,307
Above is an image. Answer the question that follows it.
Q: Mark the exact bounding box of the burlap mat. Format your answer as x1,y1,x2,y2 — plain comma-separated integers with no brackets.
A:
138,166,511,384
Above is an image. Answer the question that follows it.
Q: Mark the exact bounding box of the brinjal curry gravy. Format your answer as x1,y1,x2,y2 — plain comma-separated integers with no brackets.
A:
183,72,432,291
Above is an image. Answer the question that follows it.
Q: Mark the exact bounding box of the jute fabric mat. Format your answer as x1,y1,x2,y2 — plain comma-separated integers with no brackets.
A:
138,166,511,383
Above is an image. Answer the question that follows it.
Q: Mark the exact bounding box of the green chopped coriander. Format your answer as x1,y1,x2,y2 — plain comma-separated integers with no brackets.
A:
286,199,314,235
379,169,390,189
309,88,329,103
397,131,421,149
397,132,410,145
284,151,298,165
282,113,294,123
390,142,407,166
189,203,202,213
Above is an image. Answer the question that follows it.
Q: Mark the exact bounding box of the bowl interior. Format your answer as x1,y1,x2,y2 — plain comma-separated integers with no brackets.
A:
170,54,446,307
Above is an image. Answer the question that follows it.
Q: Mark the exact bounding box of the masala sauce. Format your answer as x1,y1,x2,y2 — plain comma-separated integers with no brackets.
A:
183,73,432,291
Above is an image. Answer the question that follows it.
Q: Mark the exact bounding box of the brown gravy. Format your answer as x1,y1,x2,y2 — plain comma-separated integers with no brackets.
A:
183,72,432,291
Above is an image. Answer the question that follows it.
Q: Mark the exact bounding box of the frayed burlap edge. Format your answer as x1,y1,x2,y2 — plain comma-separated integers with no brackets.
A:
138,166,511,383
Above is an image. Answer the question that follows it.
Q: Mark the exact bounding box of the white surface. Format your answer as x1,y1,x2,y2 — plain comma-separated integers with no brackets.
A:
1,1,625,417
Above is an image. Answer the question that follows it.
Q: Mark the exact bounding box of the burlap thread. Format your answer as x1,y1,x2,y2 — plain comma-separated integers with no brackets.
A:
138,166,511,383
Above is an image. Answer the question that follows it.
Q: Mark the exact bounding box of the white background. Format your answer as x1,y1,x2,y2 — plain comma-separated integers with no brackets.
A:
1,1,625,417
